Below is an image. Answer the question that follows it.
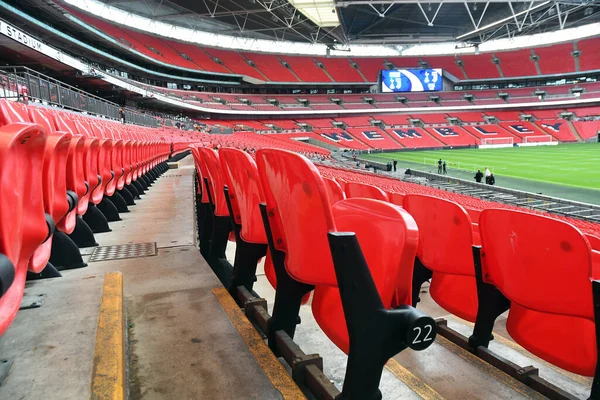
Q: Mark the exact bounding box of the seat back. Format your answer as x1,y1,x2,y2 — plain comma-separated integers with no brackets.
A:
403,194,477,321
323,177,345,205
219,148,267,244
0,123,47,335
345,182,389,201
403,194,474,274
53,112,90,214
256,148,337,286
312,197,419,353
0,99,29,126
191,147,210,203
198,147,229,217
387,191,404,207
332,198,419,307
479,209,593,319
28,107,71,222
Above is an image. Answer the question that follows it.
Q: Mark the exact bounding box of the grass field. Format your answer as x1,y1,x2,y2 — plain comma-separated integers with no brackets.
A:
362,143,600,191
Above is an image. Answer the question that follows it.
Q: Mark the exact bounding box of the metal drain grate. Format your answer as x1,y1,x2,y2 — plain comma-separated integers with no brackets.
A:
89,242,157,262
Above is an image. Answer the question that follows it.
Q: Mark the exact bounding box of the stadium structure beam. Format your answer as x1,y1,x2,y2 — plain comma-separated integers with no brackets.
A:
416,2,444,26
456,0,550,39
337,0,553,4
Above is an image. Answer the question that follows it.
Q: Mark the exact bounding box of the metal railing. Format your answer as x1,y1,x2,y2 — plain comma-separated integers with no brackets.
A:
0,66,159,127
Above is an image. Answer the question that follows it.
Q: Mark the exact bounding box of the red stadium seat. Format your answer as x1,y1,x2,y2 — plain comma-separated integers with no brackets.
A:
29,108,80,234
0,123,48,335
403,194,478,321
387,191,404,207
219,148,266,244
196,147,233,282
0,101,77,272
256,148,435,400
477,209,596,379
323,177,345,205
345,182,389,201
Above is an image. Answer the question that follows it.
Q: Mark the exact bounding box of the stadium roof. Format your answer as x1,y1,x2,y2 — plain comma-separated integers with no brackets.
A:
65,0,600,46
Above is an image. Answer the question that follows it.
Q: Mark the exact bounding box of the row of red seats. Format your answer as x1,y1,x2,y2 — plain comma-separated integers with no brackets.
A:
63,7,600,83
336,178,598,394
0,99,187,336
191,145,436,399
191,143,598,399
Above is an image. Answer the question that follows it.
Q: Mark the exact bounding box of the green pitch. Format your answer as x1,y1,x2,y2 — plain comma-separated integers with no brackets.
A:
362,143,600,191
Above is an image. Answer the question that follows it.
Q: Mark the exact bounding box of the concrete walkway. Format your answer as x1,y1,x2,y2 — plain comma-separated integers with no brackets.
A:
0,156,300,400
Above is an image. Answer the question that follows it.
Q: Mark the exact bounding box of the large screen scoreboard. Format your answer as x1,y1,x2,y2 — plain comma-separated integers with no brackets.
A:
380,69,443,93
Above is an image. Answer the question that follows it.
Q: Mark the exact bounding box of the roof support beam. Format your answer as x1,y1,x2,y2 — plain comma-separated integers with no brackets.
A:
417,2,444,26
368,2,395,17
338,0,551,5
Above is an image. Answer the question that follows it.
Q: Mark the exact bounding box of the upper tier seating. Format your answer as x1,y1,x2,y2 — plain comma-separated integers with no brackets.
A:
495,49,537,77
241,53,298,82
577,37,600,72
279,56,332,82
64,7,600,82
459,55,500,80
203,49,265,80
315,57,365,82
535,43,576,75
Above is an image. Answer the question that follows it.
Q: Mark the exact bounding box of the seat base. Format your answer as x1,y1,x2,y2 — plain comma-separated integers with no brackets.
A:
108,192,129,213
118,187,136,206
97,198,121,222
83,204,111,233
26,263,62,280
49,231,87,271
68,215,98,248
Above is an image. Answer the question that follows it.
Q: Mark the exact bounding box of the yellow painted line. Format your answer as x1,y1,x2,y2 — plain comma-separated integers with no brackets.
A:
385,359,445,400
435,335,546,400
91,272,125,400
212,287,306,400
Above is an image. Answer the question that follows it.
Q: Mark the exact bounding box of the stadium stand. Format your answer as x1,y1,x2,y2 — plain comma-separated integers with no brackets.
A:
241,53,298,82
424,125,480,146
495,49,538,77
385,127,444,148
535,119,579,142
572,120,600,140
345,127,403,149
459,54,500,80
420,56,464,78
203,49,265,80
315,57,365,82
279,55,332,82
352,58,387,82
165,41,232,73
462,124,521,142
498,121,552,141
577,37,600,72
535,43,577,75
